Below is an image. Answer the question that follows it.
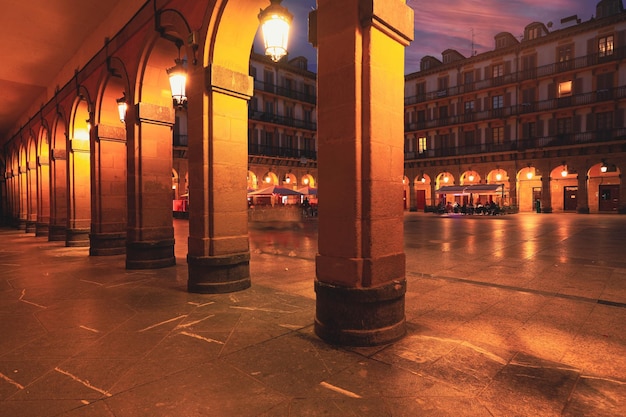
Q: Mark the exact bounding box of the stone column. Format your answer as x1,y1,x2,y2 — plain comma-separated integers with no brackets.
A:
619,168,626,214
90,124,127,255
313,0,413,346
576,170,590,214
540,174,553,213
126,103,175,269
36,154,50,237
49,148,68,241
186,65,252,293
26,159,37,233
66,137,91,246
507,169,517,208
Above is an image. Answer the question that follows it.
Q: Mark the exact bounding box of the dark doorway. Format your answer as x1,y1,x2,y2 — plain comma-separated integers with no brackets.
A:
599,185,619,212
415,189,426,211
564,186,578,211
532,187,542,211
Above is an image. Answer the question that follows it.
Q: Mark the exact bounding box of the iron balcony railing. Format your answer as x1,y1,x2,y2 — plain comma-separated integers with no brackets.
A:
248,143,317,160
405,85,626,131
405,46,626,106
254,79,316,105
249,110,317,131
404,127,626,160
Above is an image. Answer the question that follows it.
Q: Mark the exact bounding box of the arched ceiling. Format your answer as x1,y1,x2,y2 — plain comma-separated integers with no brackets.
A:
0,0,144,147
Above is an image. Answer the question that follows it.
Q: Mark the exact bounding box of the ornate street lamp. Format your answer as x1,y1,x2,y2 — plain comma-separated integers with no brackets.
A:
258,0,293,62
116,93,127,123
167,43,187,107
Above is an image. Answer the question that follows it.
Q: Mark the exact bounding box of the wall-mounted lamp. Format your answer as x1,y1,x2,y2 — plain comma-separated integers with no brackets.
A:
116,93,128,123
495,171,502,181
258,0,293,62
443,175,449,183
561,163,568,177
167,43,187,108
601,160,608,173
468,173,475,182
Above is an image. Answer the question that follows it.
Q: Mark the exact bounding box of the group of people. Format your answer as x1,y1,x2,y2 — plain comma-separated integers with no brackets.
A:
437,200,502,215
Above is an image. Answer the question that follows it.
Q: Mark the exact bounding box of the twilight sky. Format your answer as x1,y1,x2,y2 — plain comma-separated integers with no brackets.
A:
255,0,599,74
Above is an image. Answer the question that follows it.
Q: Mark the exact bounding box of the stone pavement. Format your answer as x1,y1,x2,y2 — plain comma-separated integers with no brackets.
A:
1,213,625,416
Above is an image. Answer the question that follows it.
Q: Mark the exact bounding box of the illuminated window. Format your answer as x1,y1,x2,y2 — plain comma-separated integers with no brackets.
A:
464,100,475,113
558,80,573,97
418,136,427,154
599,35,614,57
558,44,573,62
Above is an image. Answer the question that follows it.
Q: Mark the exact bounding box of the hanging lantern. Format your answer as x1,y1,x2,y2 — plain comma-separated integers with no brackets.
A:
258,0,293,62
167,57,187,107
116,93,128,123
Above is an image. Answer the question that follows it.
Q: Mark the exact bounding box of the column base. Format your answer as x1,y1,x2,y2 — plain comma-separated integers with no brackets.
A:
90,232,126,256
35,223,49,238
314,279,407,347
48,225,66,242
66,228,90,247
126,239,175,269
187,252,251,294
25,221,36,234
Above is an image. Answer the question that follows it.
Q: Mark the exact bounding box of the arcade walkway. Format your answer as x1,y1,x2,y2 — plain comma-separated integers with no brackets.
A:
1,213,626,416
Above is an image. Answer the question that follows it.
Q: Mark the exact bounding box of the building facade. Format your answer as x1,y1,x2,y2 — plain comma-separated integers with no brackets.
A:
171,51,318,211
403,0,626,214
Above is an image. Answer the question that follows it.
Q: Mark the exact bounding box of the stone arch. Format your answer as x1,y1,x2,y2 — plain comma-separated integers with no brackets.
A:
89,56,131,255
66,90,93,247
35,124,51,236
247,170,258,190
49,110,69,241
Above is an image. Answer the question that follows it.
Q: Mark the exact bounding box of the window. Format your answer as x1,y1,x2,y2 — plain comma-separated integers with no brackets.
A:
599,35,614,57
558,44,573,62
492,95,504,109
492,127,504,145
284,134,293,150
437,76,449,92
439,105,448,119
558,81,573,97
464,130,476,146
492,64,504,78
557,118,572,134
265,101,274,115
464,100,475,113
527,27,539,41
304,109,312,124
463,71,474,85
285,103,294,119
596,112,613,131
416,82,426,98
418,136,427,154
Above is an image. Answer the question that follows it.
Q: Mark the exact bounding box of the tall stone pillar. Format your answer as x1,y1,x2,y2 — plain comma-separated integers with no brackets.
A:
619,168,626,214
186,65,252,293
540,174,553,213
507,169,517,208
49,148,68,241
126,103,175,269
90,124,127,255
576,170,590,214
66,137,91,246
26,159,37,233
312,0,413,346
36,154,50,237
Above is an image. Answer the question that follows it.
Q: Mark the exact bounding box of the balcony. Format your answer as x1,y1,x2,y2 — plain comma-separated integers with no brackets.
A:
249,110,317,131
253,80,316,105
404,127,626,161
404,85,626,132
249,143,317,160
